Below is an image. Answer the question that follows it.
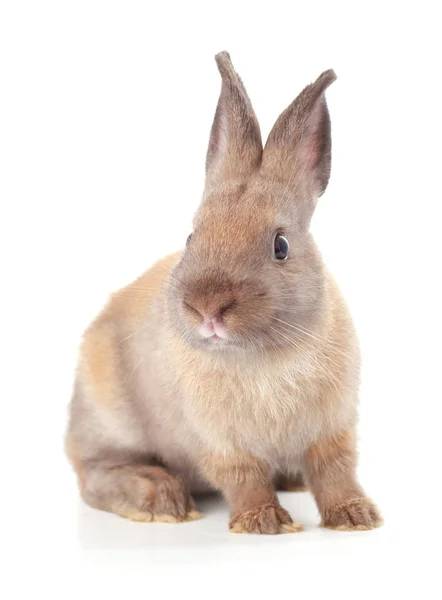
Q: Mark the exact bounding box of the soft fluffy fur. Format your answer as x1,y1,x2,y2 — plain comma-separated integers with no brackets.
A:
66,52,382,534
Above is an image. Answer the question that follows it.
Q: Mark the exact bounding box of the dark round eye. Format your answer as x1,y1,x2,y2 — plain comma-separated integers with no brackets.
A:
274,234,289,260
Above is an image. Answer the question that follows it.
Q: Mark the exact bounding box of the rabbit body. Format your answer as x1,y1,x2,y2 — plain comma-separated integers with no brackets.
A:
67,52,381,533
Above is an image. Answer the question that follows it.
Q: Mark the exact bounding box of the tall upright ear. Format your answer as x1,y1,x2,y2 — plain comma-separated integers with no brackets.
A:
205,52,263,189
261,70,337,222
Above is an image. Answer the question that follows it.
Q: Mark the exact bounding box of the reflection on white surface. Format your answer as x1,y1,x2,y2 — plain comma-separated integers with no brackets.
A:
69,486,437,600
77,492,322,552
75,489,393,567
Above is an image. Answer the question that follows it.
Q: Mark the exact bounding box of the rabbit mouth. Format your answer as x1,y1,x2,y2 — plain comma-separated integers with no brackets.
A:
201,332,230,346
199,331,239,350
198,317,229,341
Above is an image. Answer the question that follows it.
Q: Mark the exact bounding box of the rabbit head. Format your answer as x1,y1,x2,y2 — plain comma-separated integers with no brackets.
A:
167,52,336,351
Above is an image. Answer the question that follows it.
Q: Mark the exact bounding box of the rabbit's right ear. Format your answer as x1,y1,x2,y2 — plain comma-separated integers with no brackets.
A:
205,52,263,189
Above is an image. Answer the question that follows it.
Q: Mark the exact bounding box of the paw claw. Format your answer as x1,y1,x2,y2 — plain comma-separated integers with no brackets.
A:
281,522,304,533
186,510,203,521
153,513,181,523
330,522,383,531
229,523,248,534
116,509,203,524
116,509,154,523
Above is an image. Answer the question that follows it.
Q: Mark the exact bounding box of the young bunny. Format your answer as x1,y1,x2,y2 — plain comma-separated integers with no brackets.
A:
66,51,382,534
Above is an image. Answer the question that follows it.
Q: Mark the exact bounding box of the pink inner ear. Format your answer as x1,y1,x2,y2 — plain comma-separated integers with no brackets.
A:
302,135,321,169
300,101,324,170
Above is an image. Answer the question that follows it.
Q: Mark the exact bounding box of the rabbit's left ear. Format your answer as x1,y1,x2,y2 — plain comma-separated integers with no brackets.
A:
262,70,337,217
205,52,263,189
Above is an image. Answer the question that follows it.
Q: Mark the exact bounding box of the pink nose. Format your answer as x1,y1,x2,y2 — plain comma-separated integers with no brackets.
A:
199,312,228,340
205,313,222,332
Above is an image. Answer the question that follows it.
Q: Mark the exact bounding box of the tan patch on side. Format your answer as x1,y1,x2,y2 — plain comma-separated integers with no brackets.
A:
65,435,85,489
77,252,183,408
104,252,183,322
80,324,120,407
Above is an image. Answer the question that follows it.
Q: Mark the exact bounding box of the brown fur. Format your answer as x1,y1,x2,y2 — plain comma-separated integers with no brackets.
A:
230,504,302,535
206,54,262,188
66,51,381,534
80,462,201,523
276,472,308,492
305,428,382,529
199,453,303,533
321,497,383,531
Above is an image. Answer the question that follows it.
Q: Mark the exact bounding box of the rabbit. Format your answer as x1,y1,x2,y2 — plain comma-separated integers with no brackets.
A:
66,51,382,534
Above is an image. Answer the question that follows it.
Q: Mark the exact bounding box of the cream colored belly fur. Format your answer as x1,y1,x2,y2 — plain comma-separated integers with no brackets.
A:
132,333,356,480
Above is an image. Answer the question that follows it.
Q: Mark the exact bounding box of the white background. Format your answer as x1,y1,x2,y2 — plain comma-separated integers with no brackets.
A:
1,1,441,598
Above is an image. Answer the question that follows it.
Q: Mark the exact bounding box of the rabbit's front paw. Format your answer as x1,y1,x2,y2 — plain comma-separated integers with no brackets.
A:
229,503,303,534
322,497,383,531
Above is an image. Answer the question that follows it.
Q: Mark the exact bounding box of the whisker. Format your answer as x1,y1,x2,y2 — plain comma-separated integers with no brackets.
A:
270,321,343,371
126,356,143,384
271,316,352,361
269,325,344,399
119,322,152,344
